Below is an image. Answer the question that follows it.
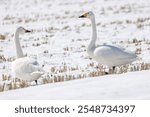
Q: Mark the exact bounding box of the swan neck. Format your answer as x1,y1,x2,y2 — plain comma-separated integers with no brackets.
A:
15,31,24,58
88,16,97,49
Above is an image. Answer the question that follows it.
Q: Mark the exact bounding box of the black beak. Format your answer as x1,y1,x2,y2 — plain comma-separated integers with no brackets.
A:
79,15,85,18
25,30,31,33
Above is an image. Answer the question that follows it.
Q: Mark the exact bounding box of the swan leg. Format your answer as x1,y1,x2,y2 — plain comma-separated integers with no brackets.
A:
35,80,38,85
105,72,109,75
113,66,116,71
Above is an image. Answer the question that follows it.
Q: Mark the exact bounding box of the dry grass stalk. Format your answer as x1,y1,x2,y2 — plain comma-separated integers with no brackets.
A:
0,55,6,61
0,62,150,92
0,34,6,40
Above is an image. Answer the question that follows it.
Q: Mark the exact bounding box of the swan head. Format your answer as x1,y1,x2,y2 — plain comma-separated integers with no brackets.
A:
16,27,31,34
79,11,95,19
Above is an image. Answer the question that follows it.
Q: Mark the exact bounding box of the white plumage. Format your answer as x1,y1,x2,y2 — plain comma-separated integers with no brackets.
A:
79,11,137,67
12,27,43,82
93,44,137,67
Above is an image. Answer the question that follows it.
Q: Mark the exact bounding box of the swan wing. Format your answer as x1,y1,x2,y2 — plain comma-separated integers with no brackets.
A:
26,58,44,73
94,45,137,66
102,46,134,58
12,57,43,74
96,43,126,51
12,57,44,81
96,44,136,58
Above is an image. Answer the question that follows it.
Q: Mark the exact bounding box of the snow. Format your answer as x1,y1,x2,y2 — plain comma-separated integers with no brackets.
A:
1,0,150,77
0,70,150,100
0,0,150,99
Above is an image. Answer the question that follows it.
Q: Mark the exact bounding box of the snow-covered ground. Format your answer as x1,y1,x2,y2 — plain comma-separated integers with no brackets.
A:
0,70,150,100
0,0,150,99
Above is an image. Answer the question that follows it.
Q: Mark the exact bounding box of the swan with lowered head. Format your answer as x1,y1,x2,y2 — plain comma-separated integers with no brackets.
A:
12,27,44,84
79,11,137,71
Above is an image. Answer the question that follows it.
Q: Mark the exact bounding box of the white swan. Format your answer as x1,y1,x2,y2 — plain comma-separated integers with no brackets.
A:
12,27,44,84
79,11,137,70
